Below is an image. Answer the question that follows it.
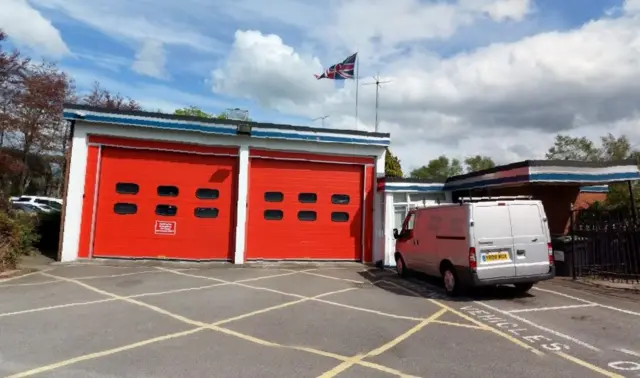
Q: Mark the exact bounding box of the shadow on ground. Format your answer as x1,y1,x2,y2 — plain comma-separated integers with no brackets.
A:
357,267,536,303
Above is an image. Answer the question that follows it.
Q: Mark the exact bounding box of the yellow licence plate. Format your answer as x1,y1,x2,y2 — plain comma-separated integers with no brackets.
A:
484,252,509,262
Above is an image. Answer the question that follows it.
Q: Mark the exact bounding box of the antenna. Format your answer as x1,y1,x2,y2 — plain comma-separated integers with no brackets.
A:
312,115,330,128
362,72,392,132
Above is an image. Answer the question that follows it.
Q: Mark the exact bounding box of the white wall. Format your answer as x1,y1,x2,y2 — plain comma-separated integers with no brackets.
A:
379,190,447,267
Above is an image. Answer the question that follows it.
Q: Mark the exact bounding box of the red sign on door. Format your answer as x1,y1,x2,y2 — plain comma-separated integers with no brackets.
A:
154,220,176,235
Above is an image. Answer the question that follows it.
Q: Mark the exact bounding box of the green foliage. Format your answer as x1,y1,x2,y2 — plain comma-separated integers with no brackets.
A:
410,155,463,181
464,155,496,172
546,133,640,209
174,106,214,118
0,198,40,271
173,106,249,121
546,135,600,161
384,148,403,178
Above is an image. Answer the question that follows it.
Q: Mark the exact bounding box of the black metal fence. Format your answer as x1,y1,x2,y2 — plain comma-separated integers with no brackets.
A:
568,207,640,284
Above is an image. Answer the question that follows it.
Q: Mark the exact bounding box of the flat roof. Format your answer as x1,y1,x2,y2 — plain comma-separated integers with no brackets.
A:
377,177,445,193
444,159,640,191
63,104,390,147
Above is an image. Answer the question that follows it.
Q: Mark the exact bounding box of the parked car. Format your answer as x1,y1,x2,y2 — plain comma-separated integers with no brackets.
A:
393,196,555,296
12,196,62,212
11,202,45,215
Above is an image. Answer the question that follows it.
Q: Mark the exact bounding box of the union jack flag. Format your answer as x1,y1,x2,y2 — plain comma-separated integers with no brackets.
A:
315,52,357,80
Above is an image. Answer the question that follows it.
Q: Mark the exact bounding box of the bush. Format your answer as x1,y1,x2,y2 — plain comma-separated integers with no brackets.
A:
0,197,40,271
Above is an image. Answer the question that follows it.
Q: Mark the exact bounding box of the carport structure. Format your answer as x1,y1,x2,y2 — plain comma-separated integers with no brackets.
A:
443,160,640,235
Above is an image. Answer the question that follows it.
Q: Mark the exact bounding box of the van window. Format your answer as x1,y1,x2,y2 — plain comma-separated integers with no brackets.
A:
472,205,511,239
509,204,544,236
403,212,416,231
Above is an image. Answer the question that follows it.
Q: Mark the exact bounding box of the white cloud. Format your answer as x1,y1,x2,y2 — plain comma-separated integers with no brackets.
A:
29,0,224,53
211,11,640,171
131,40,167,79
624,0,640,14
0,0,70,57
478,0,533,22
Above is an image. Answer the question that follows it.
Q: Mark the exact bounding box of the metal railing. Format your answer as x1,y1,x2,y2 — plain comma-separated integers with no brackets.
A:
569,207,640,284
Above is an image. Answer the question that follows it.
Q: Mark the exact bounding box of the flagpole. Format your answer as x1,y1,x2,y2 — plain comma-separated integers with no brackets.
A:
355,51,360,130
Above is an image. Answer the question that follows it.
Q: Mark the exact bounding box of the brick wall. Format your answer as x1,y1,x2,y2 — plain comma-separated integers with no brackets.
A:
574,192,607,209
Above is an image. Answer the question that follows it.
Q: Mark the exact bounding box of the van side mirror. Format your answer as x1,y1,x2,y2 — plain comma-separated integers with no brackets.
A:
393,228,399,239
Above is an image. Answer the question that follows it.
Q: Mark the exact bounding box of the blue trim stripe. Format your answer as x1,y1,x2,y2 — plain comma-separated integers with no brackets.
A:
63,111,390,146
250,129,390,146
383,185,445,193
579,185,609,193
530,172,640,182
63,112,236,135
445,172,639,191
444,175,529,191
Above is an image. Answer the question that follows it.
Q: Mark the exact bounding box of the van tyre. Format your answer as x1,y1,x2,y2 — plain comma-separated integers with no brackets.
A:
395,254,408,277
442,267,461,296
514,283,534,294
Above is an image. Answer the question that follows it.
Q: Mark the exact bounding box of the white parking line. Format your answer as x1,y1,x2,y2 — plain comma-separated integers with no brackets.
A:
533,287,640,317
474,301,602,352
507,304,598,314
618,349,640,358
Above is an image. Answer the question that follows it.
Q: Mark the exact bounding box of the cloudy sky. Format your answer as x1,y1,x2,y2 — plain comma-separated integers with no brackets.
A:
2,0,640,171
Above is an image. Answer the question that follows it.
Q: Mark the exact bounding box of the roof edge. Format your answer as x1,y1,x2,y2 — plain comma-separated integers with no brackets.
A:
63,103,390,139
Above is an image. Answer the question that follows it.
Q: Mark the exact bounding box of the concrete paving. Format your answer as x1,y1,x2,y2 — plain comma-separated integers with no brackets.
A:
0,263,639,378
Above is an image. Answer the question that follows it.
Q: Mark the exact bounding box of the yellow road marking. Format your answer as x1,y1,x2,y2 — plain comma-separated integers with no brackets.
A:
0,269,53,284
380,280,544,357
5,327,207,378
296,270,367,284
431,320,486,330
10,272,418,378
382,279,628,377
0,271,301,319
0,279,63,288
317,308,448,378
556,352,625,378
0,299,117,318
160,267,422,322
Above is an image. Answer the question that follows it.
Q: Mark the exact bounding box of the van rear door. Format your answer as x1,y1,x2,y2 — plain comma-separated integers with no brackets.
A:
508,203,550,277
471,203,516,280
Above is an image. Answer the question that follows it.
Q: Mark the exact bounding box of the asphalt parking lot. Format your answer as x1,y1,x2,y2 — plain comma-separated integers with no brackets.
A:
1,264,639,378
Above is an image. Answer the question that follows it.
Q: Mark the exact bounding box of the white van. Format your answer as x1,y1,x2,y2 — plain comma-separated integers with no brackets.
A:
393,197,555,296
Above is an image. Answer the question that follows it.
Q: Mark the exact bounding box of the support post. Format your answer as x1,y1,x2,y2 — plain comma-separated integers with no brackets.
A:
628,180,638,224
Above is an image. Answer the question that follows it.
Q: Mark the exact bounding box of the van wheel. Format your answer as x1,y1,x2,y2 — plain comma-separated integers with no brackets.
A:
442,267,460,296
514,283,534,294
395,254,408,277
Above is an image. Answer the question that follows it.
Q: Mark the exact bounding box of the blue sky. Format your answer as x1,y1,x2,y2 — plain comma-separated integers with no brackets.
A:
2,0,639,168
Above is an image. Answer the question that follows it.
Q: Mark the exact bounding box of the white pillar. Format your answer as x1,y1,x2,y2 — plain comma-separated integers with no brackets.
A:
61,125,89,262
233,144,250,264
384,192,396,267
372,150,386,265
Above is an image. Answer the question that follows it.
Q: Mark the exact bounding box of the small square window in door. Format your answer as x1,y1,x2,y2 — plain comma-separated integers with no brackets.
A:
156,204,178,216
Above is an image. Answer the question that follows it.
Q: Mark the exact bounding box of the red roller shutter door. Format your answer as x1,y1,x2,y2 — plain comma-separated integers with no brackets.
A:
91,147,237,260
246,158,364,260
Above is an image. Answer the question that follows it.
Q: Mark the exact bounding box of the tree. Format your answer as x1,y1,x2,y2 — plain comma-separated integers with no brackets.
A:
174,106,214,118
546,132,640,209
410,155,463,181
0,29,29,148
464,155,495,172
384,148,403,177
82,81,142,111
545,134,600,161
173,106,242,120
11,62,71,193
